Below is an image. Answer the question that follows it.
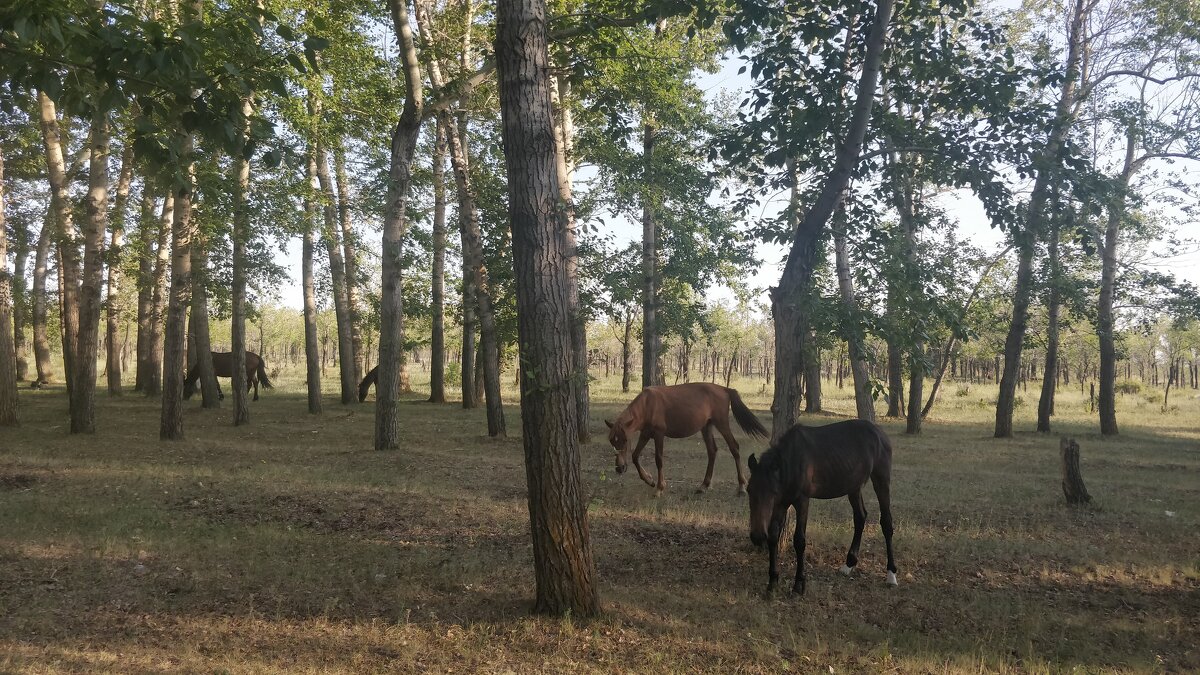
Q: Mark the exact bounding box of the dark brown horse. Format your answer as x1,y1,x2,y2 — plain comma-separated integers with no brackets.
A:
184,351,273,401
747,419,896,595
358,366,378,402
605,382,768,494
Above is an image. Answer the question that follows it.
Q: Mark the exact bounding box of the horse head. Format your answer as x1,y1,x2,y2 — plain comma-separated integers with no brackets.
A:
604,419,632,475
746,453,783,549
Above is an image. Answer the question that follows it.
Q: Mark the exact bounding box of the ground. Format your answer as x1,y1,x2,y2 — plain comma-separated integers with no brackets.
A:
1,366,1198,673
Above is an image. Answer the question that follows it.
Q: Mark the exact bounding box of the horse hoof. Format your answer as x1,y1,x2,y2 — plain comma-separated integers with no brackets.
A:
736,486,746,495
791,585,805,596
886,571,898,587
840,564,854,577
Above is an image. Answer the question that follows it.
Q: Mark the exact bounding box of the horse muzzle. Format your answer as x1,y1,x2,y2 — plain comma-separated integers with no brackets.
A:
615,463,628,475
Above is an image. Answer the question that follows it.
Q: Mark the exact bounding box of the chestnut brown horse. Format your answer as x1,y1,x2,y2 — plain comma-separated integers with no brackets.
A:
746,419,896,595
184,351,273,401
605,382,768,493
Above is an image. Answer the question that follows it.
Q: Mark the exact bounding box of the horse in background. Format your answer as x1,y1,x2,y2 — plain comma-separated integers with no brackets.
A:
184,351,273,401
746,418,897,595
605,382,768,494
358,366,378,402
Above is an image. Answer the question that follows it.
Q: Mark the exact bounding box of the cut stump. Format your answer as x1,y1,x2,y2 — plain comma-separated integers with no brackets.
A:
1060,437,1091,505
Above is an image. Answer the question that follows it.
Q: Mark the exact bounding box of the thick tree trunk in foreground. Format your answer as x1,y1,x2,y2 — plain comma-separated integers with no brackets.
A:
376,0,424,449
161,167,195,440
1037,218,1062,433
429,120,448,404
0,144,18,426
32,210,54,386
106,145,134,395
833,223,875,421
495,0,600,617
145,193,173,397
771,0,893,442
303,153,323,415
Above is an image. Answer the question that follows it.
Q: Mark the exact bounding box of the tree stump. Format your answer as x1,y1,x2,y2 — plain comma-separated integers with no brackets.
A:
1060,437,1091,505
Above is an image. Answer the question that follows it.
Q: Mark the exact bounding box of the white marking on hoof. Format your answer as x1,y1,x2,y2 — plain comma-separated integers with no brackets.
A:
886,571,898,587
840,564,853,576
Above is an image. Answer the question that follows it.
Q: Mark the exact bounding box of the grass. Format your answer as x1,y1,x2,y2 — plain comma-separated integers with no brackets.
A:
1,363,1198,673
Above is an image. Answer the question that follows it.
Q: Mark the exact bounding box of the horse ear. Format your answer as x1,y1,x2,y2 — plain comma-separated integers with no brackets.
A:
604,419,613,429
748,454,758,472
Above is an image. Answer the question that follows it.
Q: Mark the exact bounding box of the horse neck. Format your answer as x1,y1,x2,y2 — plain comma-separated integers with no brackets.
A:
617,400,643,430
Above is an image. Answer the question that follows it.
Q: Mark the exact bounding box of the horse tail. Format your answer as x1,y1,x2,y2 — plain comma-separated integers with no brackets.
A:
256,358,273,390
358,366,378,402
727,388,769,439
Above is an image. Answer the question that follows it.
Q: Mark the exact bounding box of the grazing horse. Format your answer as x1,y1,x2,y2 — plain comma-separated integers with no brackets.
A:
746,419,897,595
605,382,768,493
184,351,273,401
358,366,378,402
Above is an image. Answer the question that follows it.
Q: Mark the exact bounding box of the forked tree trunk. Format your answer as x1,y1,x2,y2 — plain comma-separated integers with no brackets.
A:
333,144,363,384
303,153,323,415
833,221,875,421
772,0,893,441
160,163,195,440
106,144,134,395
231,97,252,426
375,0,424,450
145,192,173,397
428,119,448,404
315,141,357,405
495,0,600,617
32,210,54,386
0,144,18,425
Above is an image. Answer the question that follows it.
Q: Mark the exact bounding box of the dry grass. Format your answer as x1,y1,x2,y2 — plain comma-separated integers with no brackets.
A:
1,364,1198,673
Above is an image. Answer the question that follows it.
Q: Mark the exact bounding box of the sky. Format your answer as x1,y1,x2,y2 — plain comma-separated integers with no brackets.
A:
268,50,1200,311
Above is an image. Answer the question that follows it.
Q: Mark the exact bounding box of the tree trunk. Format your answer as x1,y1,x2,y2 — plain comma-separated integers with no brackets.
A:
231,97,252,426
106,144,135,395
32,209,54,386
333,144,363,384
552,74,589,441
303,153,323,415
145,193,173,397
1060,437,1090,505
995,0,1087,438
376,0,424,449
804,346,822,412
833,221,875,421
429,119,448,404
1097,129,1136,436
1037,217,1062,433
11,208,29,384
160,164,194,440
771,0,893,442
71,109,111,433
621,311,633,393
0,143,18,425
315,141,357,405
885,338,903,417
641,120,661,390
495,0,600,617
190,236,220,408
134,191,154,392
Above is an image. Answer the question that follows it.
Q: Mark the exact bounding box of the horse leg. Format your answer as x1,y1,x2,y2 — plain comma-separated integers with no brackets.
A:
217,379,224,401
766,505,788,594
714,417,746,493
793,497,811,594
631,433,655,487
252,373,259,402
872,472,898,587
841,489,868,576
653,433,667,494
698,425,718,492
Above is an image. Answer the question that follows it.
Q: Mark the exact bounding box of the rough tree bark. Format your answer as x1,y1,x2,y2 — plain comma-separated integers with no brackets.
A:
134,190,154,392
641,120,661,390
1037,216,1062,433
833,216,875,421
106,145,134,395
1097,128,1136,436
71,108,111,433
771,0,893,442
303,152,323,415
230,96,252,426
333,144,363,384
376,0,424,449
145,192,173,397
11,211,29,383
429,119,448,403
0,143,18,426
316,141,357,405
32,210,54,386
160,161,195,440
189,235,220,408
495,0,600,616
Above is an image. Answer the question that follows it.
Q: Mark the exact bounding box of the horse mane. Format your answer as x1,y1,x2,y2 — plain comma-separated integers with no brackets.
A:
757,423,813,479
